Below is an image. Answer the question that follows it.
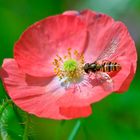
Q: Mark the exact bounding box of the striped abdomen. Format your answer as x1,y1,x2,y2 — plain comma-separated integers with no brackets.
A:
100,62,121,72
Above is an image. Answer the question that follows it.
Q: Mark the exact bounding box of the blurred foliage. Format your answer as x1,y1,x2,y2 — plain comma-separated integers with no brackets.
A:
0,0,140,140
0,101,23,140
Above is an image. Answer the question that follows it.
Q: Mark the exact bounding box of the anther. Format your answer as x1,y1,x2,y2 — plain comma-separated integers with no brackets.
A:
68,48,72,58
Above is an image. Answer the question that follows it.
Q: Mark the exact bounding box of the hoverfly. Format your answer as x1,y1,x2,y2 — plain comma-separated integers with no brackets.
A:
83,38,121,91
84,61,121,74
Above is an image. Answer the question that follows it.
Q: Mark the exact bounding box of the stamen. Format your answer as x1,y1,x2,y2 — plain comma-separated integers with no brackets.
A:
56,54,63,62
74,50,79,57
63,55,67,59
52,59,60,67
80,54,85,64
68,48,72,58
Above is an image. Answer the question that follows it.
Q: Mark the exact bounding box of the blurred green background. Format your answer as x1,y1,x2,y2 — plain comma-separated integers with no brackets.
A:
0,0,139,140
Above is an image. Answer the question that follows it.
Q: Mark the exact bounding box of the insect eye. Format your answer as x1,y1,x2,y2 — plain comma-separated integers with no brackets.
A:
84,63,89,68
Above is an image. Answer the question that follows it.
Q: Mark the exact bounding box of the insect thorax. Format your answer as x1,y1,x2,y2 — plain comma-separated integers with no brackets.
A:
90,63,101,72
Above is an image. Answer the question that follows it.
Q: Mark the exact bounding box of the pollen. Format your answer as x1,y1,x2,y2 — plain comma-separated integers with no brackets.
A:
52,48,85,83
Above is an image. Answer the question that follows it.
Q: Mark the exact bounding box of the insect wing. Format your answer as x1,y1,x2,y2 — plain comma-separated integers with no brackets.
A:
95,72,113,91
96,37,120,61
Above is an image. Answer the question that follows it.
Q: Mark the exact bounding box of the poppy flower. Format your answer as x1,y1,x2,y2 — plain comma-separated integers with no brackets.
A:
0,9,137,120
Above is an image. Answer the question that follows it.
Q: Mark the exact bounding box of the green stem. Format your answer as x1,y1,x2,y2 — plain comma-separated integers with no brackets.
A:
23,113,29,140
68,120,81,140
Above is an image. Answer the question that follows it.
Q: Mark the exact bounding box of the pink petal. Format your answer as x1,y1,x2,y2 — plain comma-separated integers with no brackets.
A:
0,59,91,120
56,58,133,107
56,10,137,106
57,75,113,107
14,15,87,77
79,9,115,62
112,56,135,93
59,106,92,118
79,9,137,92
63,10,80,16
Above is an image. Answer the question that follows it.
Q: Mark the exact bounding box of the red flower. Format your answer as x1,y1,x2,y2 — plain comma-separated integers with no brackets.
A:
0,10,137,120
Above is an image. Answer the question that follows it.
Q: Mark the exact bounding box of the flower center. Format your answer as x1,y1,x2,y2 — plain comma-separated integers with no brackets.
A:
63,59,77,72
52,48,85,84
